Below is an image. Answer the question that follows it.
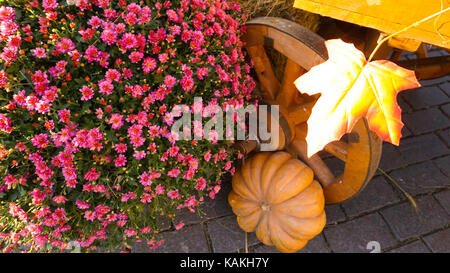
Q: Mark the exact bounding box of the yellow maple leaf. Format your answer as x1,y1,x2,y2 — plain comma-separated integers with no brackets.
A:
294,39,421,157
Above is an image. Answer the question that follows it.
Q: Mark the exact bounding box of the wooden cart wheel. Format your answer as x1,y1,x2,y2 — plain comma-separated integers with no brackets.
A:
242,17,382,204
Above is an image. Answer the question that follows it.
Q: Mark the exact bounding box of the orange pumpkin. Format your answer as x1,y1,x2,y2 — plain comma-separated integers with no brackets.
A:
228,151,326,253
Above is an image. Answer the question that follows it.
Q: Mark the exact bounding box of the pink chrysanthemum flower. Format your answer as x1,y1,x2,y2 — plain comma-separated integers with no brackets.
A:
98,79,114,95
114,154,127,167
120,32,137,50
114,143,127,153
133,150,146,160
129,51,143,63
31,47,47,58
101,28,117,45
31,134,50,148
105,69,121,82
108,113,124,130
167,167,180,178
167,189,179,199
79,85,94,101
56,38,75,54
76,200,90,210
142,57,156,73
84,168,100,181
52,195,67,204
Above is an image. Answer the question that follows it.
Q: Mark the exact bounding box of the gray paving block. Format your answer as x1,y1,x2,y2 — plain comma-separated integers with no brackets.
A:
438,128,450,146
397,95,413,113
419,76,450,86
132,224,209,253
173,206,206,226
441,103,450,116
324,213,397,253
433,156,450,177
401,86,449,110
203,181,234,219
380,195,449,241
207,215,259,253
423,228,450,253
379,143,407,172
252,233,330,253
401,126,413,138
398,133,449,165
439,82,450,97
434,190,450,215
388,240,431,253
325,204,346,224
402,108,450,135
342,176,400,217
388,161,450,196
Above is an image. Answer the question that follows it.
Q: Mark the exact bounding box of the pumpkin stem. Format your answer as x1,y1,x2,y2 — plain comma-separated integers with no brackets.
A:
260,203,271,212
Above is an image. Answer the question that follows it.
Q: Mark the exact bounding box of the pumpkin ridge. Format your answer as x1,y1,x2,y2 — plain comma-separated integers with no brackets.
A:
275,210,327,239
249,152,267,199
241,156,261,200
255,211,273,246
260,152,292,202
268,159,311,204
228,191,260,217
272,181,325,217
268,212,307,253
272,210,313,241
259,152,276,199
233,169,259,201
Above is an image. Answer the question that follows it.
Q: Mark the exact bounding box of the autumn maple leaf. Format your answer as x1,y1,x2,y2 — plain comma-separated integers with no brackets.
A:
294,39,421,157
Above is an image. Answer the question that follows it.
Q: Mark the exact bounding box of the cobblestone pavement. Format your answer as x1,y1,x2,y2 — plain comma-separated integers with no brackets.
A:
133,47,450,253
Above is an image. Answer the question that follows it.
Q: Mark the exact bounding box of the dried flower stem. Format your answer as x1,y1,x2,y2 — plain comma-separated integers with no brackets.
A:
368,7,450,62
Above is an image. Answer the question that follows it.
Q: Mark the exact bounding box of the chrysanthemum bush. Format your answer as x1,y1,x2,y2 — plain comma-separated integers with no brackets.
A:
0,0,256,252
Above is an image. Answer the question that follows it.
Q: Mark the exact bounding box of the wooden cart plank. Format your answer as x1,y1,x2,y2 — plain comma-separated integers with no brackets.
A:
293,0,450,49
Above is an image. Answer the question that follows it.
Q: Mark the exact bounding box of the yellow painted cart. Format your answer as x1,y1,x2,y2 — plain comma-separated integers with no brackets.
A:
229,1,450,252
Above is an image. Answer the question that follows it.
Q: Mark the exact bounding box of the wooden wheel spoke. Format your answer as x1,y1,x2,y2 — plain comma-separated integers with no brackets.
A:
322,119,382,204
323,141,350,162
287,138,336,188
245,44,280,101
276,58,306,109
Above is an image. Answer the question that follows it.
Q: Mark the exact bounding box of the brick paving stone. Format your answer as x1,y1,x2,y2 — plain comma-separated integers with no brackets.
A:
401,86,449,110
341,176,400,217
397,95,413,113
433,156,450,177
401,126,413,138
439,82,450,97
419,76,450,87
173,206,206,226
388,240,431,253
379,143,407,172
427,50,447,57
402,108,450,135
397,133,449,165
324,213,397,253
423,228,450,253
434,190,450,215
252,234,330,253
325,204,346,224
438,128,450,146
380,195,449,241
441,103,450,116
132,224,209,253
388,161,450,196
207,215,259,253
203,180,234,219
